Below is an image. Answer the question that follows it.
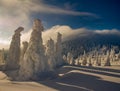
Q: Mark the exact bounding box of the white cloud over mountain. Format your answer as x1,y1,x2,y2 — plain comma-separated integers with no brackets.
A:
21,25,120,45
0,24,120,49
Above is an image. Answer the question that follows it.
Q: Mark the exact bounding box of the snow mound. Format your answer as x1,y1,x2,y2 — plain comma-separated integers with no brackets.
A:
0,71,9,80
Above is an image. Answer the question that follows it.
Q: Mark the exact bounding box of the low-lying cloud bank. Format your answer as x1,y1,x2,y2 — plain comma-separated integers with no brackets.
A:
22,25,120,42
21,25,120,44
1,25,120,49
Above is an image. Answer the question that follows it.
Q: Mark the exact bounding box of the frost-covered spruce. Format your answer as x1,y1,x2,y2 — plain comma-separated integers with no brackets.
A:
0,48,5,65
19,19,48,80
6,27,24,70
20,41,28,73
20,41,28,61
46,38,56,70
88,56,92,66
55,32,63,66
95,52,99,66
104,51,111,66
75,58,79,66
110,49,115,62
81,51,87,66
67,52,74,65
63,55,67,63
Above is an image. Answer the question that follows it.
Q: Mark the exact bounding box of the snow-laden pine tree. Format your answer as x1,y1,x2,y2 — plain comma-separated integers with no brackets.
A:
6,27,24,70
46,38,56,70
0,48,5,65
67,52,74,65
20,41,28,62
87,55,92,66
117,51,120,60
19,41,28,74
104,50,111,66
19,19,48,80
110,49,115,62
82,51,87,65
117,51,120,61
75,58,79,65
55,32,63,66
95,52,99,66
98,55,101,66
63,55,67,63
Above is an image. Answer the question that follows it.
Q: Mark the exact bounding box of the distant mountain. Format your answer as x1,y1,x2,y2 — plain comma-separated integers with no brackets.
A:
42,25,120,58
21,25,120,58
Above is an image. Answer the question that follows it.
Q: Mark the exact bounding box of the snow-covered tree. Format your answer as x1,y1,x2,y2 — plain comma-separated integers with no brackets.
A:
6,27,24,70
63,55,67,63
81,51,87,65
46,38,55,70
104,50,111,66
67,52,74,65
55,32,63,66
87,56,92,66
0,48,5,65
110,49,115,62
75,58,79,66
20,41,28,61
19,19,48,80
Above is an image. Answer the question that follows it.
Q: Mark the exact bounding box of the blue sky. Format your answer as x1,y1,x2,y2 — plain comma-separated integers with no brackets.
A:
0,0,119,30
33,0,120,30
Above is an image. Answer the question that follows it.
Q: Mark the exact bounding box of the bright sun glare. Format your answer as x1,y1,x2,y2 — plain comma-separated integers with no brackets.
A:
0,39,9,45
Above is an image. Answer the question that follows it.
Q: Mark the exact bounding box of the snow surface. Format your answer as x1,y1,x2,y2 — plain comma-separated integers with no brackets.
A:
0,66,120,91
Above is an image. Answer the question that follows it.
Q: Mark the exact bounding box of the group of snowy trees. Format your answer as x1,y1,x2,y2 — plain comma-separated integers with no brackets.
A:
0,19,120,80
19,19,64,80
0,19,64,80
63,46,120,66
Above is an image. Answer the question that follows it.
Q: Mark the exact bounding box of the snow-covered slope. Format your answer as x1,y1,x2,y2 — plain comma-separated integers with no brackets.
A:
1,66,120,91
0,71,10,82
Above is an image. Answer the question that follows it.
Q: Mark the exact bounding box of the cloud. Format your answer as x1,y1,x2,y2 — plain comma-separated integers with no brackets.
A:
95,29,120,34
21,25,91,44
0,0,97,16
21,25,120,45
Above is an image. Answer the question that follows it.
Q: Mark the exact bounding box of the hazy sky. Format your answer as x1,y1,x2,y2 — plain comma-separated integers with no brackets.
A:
0,0,119,48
